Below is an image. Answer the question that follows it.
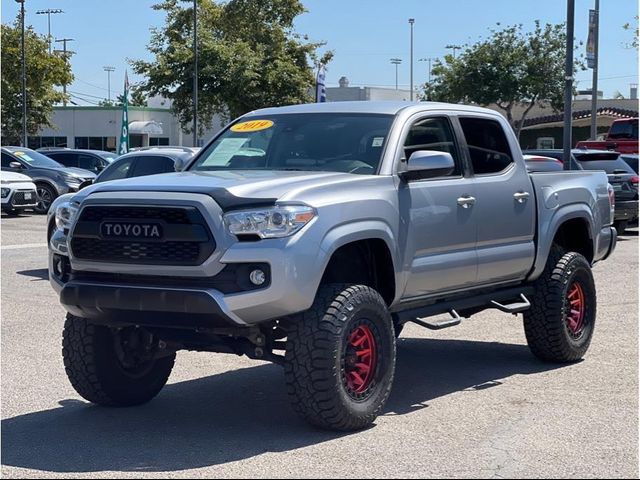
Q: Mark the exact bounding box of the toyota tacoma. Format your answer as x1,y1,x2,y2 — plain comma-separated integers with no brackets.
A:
49,102,617,431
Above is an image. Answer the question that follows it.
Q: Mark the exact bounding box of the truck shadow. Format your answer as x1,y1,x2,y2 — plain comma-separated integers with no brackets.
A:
1,337,562,473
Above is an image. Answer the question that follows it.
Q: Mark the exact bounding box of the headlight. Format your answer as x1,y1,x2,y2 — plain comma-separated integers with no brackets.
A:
55,202,79,230
224,205,316,239
1,188,9,198
61,173,81,185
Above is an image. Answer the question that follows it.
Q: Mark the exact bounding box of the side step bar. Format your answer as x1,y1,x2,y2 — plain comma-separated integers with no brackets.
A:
413,309,463,330
490,294,531,314
394,286,534,330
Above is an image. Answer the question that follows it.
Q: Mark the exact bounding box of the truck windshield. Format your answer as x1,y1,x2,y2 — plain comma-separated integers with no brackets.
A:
190,113,394,175
608,119,638,139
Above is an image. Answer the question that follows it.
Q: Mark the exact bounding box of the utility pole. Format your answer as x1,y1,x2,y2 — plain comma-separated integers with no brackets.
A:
54,38,75,106
445,44,462,59
103,66,115,103
563,0,575,170
409,18,415,101
590,0,600,140
193,0,198,147
419,57,436,84
35,8,63,54
15,0,27,147
390,58,402,90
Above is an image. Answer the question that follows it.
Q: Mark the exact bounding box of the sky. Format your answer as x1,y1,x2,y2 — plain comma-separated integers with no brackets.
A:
1,0,638,105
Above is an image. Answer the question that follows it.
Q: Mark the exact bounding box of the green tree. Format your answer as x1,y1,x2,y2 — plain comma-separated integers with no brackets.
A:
131,0,332,135
422,22,584,139
1,21,73,143
623,15,638,50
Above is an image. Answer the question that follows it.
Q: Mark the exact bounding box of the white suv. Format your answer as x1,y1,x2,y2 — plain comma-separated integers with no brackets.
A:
1,171,37,215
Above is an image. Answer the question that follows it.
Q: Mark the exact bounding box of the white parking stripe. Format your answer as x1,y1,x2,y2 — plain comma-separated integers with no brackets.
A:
1,243,47,250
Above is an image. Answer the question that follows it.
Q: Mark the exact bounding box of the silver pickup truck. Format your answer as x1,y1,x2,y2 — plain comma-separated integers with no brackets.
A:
49,102,617,431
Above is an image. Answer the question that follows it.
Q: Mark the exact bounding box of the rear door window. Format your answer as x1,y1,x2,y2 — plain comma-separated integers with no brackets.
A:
96,158,134,183
459,117,514,175
130,156,176,177
47,152,78,167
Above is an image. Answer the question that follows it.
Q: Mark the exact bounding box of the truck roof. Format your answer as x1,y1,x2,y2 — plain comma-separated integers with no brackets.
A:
244,101,500,117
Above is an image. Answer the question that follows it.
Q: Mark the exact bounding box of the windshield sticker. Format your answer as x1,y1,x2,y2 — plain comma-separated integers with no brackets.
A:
230,120,274,133
372,137,384,147
206,138,249,165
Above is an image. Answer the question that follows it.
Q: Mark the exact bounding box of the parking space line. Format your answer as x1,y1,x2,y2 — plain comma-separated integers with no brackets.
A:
1,243,47,250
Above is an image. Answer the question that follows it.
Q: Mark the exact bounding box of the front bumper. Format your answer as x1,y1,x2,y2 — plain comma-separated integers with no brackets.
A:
49,225,323,327
1,184,38,209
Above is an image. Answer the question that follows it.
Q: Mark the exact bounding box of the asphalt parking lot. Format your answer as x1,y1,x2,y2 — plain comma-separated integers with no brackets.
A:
1,212,638,479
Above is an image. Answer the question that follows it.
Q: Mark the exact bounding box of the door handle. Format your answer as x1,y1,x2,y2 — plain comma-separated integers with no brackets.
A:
457,196,476,208
513,191,530,203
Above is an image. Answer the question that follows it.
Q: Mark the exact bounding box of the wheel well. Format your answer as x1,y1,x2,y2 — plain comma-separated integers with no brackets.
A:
320,239,395,305
552,218,593,263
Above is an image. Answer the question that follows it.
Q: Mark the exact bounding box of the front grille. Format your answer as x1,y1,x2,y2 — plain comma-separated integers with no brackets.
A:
11,190,37,206
70,205,215,266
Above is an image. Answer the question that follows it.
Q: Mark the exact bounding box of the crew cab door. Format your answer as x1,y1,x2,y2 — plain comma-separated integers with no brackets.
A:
398,115,478,298
458,116,536,285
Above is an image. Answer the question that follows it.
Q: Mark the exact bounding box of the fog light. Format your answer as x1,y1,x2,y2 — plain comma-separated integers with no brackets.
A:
249,269,266,286
1,188,9,198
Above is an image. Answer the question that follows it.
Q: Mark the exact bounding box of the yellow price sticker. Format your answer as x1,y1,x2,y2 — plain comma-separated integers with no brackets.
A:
230,119,274,133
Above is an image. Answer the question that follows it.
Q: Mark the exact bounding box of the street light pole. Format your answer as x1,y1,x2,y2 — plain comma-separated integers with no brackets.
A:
103,66,115,103
445,44,462,59
590,0,600,140
193,0,198,147
390,58,402,90
419,57,435,84
35,8,63,54
563,0,575,170
16,0,27,147
409,18,415,101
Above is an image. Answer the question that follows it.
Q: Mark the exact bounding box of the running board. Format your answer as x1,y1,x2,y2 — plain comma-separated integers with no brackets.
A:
394,286,535,327
490,294,531,314
412,309,463,330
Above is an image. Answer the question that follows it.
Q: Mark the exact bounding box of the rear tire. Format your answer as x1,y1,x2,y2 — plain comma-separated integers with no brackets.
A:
284,284,396,431
62,315,175,406
523,248,596,363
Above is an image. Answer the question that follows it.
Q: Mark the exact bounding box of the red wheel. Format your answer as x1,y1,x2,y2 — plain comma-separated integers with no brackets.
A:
343,324,377,398
566,282,586,338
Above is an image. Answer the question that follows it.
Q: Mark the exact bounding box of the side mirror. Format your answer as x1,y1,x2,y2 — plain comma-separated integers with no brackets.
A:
399,150,455,181
9,161,23,170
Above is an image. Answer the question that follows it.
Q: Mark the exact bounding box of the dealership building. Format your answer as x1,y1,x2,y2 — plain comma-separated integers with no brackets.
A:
26,77,637,152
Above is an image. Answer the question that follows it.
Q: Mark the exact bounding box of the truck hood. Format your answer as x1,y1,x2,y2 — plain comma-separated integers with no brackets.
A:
74,170,369,210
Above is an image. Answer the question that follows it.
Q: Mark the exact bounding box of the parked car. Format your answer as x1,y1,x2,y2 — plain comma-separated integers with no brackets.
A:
621,154,639,174
523,154,564,172
1,171,38,215
1,147,96,213
575,118,639,154
47,148,194,241
49,101,616,431
41,149,118,175
524,149,638,233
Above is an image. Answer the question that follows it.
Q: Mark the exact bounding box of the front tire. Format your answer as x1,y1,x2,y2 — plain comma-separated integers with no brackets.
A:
62,315,175,406
523,249,596,362
284,284,396,431
35,184,57,214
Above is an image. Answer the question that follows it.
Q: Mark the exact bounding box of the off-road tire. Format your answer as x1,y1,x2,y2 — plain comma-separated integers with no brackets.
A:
523,247,596,362
62,314,175,406
284,284,396,431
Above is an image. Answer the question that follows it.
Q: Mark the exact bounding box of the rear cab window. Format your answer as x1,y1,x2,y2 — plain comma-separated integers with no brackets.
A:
459,117,514,175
